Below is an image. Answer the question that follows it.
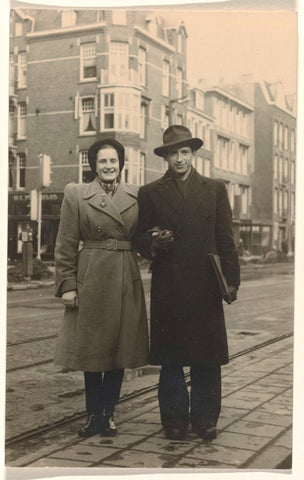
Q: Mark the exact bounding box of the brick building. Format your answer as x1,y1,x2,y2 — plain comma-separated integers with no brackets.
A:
8,8,189,259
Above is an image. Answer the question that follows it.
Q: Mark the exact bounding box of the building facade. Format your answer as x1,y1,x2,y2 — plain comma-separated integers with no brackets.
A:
204,87,255,248
251,81,296,255
8,8,188,259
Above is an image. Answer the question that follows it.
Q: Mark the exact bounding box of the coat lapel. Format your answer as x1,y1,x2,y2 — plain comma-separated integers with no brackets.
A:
154,171,188,218
83,179,124,226
112,183,137,215
187,170,211,211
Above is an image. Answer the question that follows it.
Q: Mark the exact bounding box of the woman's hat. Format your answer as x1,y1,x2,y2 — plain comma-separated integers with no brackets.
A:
88,138,125,172
154,125,203,157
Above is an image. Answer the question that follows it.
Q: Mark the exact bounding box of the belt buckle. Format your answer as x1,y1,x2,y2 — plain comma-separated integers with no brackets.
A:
106,239,118,250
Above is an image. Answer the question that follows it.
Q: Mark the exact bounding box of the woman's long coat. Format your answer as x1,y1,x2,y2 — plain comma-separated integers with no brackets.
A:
55,179,149,372
133,169,240,366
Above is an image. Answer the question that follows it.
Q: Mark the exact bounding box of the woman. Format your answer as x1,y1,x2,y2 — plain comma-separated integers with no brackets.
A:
54,138,149,438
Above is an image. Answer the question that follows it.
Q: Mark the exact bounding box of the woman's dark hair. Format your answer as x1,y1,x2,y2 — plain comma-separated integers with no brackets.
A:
88,138,125,173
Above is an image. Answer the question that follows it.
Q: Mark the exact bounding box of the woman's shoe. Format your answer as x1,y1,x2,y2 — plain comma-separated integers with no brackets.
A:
100,415,118,436
78,414,101,438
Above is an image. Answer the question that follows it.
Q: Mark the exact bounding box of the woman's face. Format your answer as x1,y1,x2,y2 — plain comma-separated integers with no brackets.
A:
96,146,120,183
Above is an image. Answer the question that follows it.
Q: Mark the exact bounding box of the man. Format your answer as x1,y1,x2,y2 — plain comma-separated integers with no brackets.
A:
133,125,240,441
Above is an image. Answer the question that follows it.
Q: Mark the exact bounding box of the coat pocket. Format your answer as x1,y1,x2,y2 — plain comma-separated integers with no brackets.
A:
76,249,91,284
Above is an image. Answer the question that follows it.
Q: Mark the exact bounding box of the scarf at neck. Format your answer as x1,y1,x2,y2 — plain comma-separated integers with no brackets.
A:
96,177,119,197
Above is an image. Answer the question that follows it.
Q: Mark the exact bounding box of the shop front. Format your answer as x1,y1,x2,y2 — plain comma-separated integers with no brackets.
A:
8,191,63,261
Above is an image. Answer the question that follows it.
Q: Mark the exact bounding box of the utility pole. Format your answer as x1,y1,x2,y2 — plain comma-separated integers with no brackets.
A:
33,154,52,260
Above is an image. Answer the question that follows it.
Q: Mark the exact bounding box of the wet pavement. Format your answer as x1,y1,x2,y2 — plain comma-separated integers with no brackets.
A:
8,335,293,470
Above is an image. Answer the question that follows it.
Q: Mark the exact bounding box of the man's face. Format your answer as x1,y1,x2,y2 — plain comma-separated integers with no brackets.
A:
165,145,194,177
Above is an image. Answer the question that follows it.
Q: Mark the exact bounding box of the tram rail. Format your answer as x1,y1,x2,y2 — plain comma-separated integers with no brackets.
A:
6,331,293,449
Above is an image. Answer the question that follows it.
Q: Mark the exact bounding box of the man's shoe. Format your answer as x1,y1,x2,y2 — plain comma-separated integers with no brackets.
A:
100,415,118,436
165,427,187,441
196,426,217,441
78,414,101,438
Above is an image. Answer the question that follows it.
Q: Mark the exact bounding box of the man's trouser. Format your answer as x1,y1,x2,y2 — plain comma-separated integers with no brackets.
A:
158,359,221,431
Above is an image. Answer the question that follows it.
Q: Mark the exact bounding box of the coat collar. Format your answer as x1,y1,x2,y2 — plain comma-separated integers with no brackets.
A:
154,169,210,216
83,179,137,225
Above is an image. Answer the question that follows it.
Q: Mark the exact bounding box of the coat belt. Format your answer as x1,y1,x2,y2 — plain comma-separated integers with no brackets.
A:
83,239,131,251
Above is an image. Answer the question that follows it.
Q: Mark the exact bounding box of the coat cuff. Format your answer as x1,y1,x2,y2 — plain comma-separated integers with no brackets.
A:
55,278,77,297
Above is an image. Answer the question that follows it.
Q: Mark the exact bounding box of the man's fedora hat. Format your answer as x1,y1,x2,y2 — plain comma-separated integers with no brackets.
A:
88,138,125,172
154,125,203,157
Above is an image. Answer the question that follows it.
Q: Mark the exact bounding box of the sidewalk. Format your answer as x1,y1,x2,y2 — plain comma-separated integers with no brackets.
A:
18,336,293,470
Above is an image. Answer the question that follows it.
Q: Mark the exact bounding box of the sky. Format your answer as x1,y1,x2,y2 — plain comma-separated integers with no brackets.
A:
157,8,298,94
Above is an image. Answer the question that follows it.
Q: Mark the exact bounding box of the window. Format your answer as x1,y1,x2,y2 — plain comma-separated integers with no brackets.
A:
235,144,241,173
79,151,92,183
274,121,278,145
291,192,295,219
228,141,235,171
291,129,295,153
18,52,27,88
279,156,283,183
284,158,289,182
279,123,283,149
284,126,289,150
80,43,96,80
235,108,241,134
214,137,220,167
16,153,26,189
177,32,183,53
138,47,146,86
162,60,170,97
176,68,183,99
161,105,169,130
61,10,77,27
109,42,129,83
274,188,279,214
101,89,140,132
279,189,283,216
274,154,278,179
103,93,114,129
139,152,146,185
125,147,141,184
17,102,26,138
140,103,147,139
205,124,211,150
112,10,127,25
291,161,295,185
80,97,96,134
283,190,288,216
240,186,249,214
240,145,249,175
241,112,247,136
15,22,22,36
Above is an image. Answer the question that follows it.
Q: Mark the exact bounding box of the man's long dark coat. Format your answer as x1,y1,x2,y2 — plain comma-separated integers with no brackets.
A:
133,169,240,366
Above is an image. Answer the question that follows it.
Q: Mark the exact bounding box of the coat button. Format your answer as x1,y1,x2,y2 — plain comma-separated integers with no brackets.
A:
117,226,123,233
97,226,102,233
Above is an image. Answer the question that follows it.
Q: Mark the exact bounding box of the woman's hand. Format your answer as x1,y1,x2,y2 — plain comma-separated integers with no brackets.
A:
62,290,79,309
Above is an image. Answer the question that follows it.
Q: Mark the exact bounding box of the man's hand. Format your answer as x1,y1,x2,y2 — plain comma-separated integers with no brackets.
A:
62,290,79,309
151,228,174,256
227,285,238,303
